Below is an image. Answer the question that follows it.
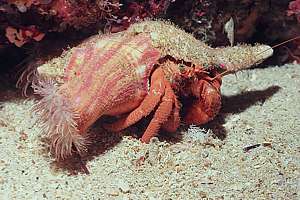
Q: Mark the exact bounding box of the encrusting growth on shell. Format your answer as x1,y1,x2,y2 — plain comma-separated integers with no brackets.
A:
32,20,273,159
127,21,273,72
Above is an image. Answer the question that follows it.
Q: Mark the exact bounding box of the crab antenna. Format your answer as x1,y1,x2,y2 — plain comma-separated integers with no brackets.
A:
255,35,300,58
212,70,230,80
271,35,300,49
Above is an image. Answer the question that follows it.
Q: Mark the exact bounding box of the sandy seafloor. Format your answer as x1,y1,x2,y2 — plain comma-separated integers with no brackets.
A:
0,64,299,200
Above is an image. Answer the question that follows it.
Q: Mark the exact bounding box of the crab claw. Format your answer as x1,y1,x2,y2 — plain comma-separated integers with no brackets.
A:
183,77,222,125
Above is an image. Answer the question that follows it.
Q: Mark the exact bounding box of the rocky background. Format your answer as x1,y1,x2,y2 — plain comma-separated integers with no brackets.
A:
0,0,300,84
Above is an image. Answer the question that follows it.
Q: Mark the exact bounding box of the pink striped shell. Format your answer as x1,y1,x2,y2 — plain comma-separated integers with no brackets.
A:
33,32,161,159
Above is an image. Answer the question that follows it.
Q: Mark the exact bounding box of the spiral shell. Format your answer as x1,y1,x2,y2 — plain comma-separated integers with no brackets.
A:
34,32,161,159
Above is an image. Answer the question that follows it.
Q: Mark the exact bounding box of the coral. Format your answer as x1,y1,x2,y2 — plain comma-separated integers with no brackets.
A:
286,0,300,63
167,0,300,64
167,0,216,43
0,0,172,43
287,0,300,23
5,25,45,47
0,0,172,64
49,0,121,30
109,0,172,32
2,0,121,30
6,0,39,13
0,0,121,76
167,0,273,45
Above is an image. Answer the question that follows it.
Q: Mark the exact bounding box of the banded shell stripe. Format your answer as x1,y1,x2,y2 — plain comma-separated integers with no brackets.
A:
73,35,154,108
72,35,131,99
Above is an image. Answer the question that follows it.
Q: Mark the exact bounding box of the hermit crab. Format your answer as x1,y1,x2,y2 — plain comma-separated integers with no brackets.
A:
31,20,273,159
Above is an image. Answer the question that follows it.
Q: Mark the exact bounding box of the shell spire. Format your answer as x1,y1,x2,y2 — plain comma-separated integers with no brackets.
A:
212,44,273,73
126,20,273,72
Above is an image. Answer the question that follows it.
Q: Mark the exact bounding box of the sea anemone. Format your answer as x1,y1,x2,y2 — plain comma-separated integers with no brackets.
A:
31,78,87,160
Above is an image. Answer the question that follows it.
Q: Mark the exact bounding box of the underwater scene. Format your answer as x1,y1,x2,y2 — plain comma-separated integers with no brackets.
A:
0,0,299,199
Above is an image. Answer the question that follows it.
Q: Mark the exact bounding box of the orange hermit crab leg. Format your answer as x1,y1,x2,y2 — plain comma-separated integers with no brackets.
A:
141,82,175,143
104,67,166,132
161,96,181,133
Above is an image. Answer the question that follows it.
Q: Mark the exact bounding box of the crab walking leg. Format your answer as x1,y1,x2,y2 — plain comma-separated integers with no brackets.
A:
104,68,166,131
141,82,175,143
161,96,181,133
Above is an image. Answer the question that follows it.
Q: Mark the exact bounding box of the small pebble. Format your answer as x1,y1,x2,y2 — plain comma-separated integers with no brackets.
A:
106,187,119,196
117,180,130,193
